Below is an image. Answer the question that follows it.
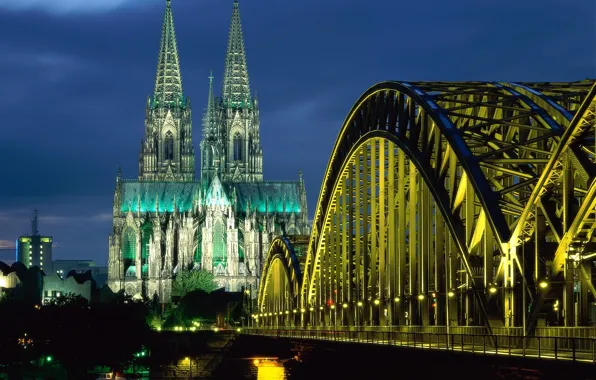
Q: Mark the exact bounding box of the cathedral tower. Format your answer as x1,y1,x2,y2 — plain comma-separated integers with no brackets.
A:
200,0,263,183
139,0,195,182
109,0,308,301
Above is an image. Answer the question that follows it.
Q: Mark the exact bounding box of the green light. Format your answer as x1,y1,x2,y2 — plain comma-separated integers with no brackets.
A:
119,181,303,215
46,356,52,362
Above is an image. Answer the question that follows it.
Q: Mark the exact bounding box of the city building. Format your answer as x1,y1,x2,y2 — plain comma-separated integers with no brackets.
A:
16,211,53,273
0,260,96,304
43,271,96,304
0,261,44,305
107,0,308,302
52,259,108,287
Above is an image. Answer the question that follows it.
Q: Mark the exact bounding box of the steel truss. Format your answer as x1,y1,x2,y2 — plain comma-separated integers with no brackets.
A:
256,81,596,334
257,235,308,323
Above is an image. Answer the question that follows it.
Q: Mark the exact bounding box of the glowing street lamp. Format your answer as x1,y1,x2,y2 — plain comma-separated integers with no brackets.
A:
539,280,549,289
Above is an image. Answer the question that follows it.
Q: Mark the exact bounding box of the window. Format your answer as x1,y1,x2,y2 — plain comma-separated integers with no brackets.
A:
233,133,242,161
164,131,174,160
122,228,136,261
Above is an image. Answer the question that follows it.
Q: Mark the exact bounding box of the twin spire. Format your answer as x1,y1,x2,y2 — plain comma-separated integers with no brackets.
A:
153,0,183,104
153,0,251,107
222,0,251,107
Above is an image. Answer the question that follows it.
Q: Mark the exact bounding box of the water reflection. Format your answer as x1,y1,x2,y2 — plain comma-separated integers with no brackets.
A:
254,358,286,380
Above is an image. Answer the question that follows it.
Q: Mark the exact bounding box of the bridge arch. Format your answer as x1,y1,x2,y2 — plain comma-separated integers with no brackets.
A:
257,235,309,326
301,81,579,328
259,80,596,332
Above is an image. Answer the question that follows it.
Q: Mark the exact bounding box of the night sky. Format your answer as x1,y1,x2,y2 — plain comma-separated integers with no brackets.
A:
0,0,593,264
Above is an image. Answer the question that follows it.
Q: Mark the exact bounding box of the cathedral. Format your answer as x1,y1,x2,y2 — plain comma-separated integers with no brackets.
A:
107,0,309,302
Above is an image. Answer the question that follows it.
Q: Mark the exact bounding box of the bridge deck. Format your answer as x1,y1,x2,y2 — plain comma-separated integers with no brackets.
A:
244,328,596,364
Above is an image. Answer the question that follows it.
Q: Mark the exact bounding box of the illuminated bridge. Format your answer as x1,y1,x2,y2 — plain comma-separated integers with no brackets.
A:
251,80,596,362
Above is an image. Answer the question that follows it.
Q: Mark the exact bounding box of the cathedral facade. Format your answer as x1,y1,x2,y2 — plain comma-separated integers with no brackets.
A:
107,0,308,302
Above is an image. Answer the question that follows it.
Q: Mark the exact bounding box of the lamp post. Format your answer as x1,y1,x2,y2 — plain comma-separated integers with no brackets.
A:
185,357,192,379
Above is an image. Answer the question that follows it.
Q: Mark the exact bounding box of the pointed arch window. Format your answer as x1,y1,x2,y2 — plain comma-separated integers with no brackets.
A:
233,133,243,161
164,131,174,160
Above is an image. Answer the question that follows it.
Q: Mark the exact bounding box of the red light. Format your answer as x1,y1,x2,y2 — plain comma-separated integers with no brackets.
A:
432,303,436,308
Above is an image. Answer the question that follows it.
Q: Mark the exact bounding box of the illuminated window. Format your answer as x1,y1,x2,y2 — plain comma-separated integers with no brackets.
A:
164,131,174,160
233,133,243,161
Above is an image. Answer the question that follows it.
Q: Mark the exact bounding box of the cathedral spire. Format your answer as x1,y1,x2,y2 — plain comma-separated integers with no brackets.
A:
154,0,183,104
139,0,194,182
222,0,251,107
204,71,216,130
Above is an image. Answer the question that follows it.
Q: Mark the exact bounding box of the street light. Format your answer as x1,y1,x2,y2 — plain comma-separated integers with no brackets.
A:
447,291,455,298
539,280,549,289
183,357,192,379
488,284,497,294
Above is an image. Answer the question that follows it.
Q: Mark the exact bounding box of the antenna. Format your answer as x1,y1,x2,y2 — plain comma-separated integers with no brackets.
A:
31,210,39,236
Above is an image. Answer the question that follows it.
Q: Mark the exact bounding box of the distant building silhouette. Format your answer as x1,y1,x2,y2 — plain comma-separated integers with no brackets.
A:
52,259,108,287
16,210,53,273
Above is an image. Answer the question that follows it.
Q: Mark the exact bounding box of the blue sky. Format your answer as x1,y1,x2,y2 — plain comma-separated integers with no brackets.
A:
0,0,593,264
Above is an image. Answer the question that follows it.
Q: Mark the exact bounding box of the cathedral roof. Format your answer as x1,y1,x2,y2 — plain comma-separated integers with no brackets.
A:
119,180,200,213
227,181,302,213
118,179,303,214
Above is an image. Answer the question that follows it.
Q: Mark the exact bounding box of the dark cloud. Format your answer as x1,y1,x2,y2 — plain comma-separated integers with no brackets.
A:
0,0,593,263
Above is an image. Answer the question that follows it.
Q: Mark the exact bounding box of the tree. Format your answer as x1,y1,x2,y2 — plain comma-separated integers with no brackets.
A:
172,269,218,298
46,293,88,308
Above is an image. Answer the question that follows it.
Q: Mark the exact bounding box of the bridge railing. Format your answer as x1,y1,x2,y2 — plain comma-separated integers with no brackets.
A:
243,328,596,363
252,324,596,339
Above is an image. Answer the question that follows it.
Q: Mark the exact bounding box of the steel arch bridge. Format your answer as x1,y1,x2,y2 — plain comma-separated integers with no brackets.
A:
257,80,596,335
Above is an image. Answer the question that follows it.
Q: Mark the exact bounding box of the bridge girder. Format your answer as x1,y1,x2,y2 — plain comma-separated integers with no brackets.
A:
258,80,596,332
256,235,308,325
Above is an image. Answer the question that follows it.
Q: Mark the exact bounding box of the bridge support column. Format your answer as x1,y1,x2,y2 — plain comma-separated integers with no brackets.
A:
563,259,576,326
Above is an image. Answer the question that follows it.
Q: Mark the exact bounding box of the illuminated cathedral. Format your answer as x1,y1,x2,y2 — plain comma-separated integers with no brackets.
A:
107,0,308,301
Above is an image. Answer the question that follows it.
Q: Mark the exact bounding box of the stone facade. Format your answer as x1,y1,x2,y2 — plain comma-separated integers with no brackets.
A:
107,0,308,302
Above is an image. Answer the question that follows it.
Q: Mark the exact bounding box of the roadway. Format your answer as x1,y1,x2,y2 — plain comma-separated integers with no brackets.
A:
243,328,596,364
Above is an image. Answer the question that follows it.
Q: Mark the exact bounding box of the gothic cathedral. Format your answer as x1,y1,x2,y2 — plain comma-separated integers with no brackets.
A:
107,0,309,301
